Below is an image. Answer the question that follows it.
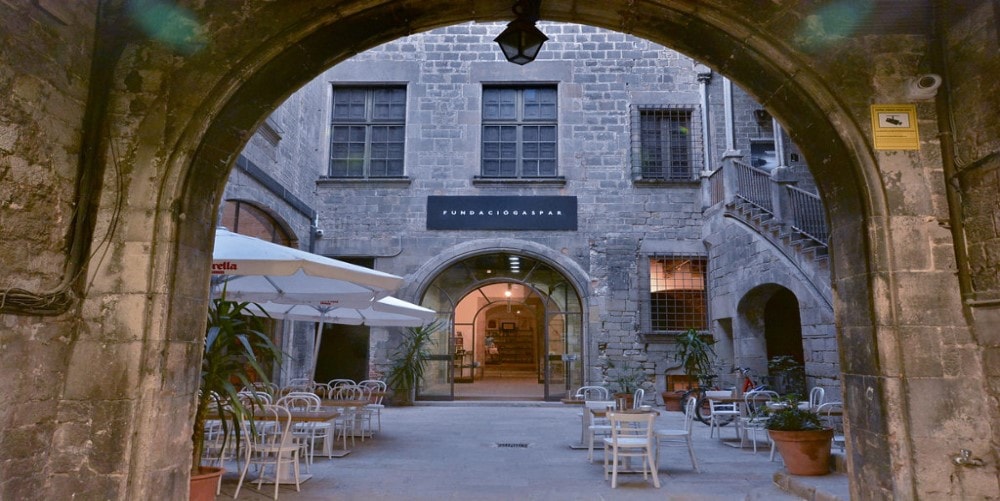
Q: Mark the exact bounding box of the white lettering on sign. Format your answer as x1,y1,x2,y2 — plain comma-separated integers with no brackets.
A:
443,209,564,217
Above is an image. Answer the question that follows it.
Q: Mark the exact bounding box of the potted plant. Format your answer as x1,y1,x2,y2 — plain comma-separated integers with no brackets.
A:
190,296,281,500
386,320,442,406
605,359,646,408
663,329,717,410
765,398,834,476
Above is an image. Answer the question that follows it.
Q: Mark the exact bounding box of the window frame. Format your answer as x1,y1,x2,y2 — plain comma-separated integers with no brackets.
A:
631,105,702,183
640,254,709,334
327,85,407,179
480,85,559,179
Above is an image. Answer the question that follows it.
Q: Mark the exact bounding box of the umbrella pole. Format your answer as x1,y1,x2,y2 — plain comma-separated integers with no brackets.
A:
309,321,325,383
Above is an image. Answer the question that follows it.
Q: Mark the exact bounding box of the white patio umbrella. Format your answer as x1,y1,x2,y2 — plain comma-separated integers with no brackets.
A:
245,296,437,327
244,296,438,381
211,227,404,307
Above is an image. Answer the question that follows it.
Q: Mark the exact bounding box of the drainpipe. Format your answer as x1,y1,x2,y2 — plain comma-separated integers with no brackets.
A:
309,215,320,253
773,119,787,168
696,65,713,170
930,0,977,316
723,77,736,153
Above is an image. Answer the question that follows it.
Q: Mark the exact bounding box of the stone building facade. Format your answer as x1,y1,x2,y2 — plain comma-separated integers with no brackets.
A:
229,22,839,401
1,2,997,499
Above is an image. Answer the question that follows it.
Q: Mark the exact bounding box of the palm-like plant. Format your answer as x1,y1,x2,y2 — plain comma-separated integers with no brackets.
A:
672,328,717,387
191,296,281,473
386,320,442,405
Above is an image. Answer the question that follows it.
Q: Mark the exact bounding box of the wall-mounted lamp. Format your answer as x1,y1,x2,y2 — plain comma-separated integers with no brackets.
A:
753,109,771,124
495,0,547,65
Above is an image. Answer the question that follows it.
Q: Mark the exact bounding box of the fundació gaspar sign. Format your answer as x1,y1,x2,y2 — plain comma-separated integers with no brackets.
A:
426,196,578,231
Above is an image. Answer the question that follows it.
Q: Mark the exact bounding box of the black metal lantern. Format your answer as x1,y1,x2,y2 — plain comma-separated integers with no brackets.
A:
495,0,547,65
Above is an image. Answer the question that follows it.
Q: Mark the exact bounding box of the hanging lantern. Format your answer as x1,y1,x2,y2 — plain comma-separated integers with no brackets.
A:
494,0,547,65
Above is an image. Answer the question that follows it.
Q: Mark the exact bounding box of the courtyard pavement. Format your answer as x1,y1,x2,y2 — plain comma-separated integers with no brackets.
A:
214,401,850,500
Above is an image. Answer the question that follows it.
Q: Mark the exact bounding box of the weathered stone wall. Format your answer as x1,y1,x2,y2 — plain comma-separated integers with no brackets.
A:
0,1,99,498
703,208,838,396
941,0,1000,489
288,23,731,394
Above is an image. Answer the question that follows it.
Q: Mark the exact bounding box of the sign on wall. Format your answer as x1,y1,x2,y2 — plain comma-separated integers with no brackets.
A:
870,104,920,150
426,196,578,230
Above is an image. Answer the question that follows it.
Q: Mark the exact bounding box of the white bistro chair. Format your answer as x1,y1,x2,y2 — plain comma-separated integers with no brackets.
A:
654,396,699,472
234,404,301,500
739,390,779,455
602,411,660,488
705,390,740,439
585,400,616,462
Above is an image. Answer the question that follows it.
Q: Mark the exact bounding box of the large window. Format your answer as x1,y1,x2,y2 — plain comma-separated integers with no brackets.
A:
481,86,557,178
635,107,696,181
329,86,406,178
647,255,708,332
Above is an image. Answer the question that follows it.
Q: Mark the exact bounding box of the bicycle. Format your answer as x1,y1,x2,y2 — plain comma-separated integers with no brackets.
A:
680,367,769,425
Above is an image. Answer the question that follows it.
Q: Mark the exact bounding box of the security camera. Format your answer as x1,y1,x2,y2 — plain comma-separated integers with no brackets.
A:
314,228,325,238
907,74,942,100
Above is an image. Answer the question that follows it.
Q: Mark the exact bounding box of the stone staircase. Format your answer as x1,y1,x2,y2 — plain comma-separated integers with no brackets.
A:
724,199,832,304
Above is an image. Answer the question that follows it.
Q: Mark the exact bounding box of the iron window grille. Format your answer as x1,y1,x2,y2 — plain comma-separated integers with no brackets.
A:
481,86,558,178
631,106,702,182
643,255,708,333
328,86,406,178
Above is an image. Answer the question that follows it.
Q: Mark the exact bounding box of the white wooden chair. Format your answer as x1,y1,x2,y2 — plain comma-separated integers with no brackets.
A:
275,392,328,468
602,411,660,488
654,396,699,472
574,385,610,401
585,400,615,462
234,405,301,500
706,391,740,439
739,390,779,454
359,379,387,432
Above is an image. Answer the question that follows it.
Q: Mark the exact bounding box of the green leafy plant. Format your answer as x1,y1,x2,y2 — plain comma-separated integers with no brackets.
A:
606,359,647,395
764,396,825,431
768,355,806,396
386,320,443,404
672,328,717,387
191,296,281,474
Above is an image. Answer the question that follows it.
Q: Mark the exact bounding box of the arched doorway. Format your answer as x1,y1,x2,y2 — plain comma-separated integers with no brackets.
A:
416,252,583,401
764,288,804,365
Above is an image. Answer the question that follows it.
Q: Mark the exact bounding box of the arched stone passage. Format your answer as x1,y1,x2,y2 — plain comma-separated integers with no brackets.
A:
4,2,994,500
162,6,883,495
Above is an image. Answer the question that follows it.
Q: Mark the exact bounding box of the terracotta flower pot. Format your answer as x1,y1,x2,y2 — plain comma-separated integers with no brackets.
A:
189,466,225,501
661,390,685,411
768,428,834,476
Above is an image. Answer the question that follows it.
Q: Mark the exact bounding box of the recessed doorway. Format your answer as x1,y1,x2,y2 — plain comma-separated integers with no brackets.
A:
416,252,583,401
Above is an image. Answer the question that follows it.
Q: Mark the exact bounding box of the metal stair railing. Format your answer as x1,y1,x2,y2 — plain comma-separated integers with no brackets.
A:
785,185,828,246
732,159,773,215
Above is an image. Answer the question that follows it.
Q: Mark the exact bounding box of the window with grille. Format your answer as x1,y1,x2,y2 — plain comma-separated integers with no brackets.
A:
632,107,699,181
481,86,558,178
647,255,708,332
329,86,406,178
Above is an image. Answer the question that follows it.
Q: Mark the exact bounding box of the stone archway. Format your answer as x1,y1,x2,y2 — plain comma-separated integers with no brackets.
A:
5,2,995,500
163,5,884,492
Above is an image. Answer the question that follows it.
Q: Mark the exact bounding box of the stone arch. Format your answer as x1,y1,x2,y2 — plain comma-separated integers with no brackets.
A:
101,2,900,498
403,237,590,303
219,198,298,246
